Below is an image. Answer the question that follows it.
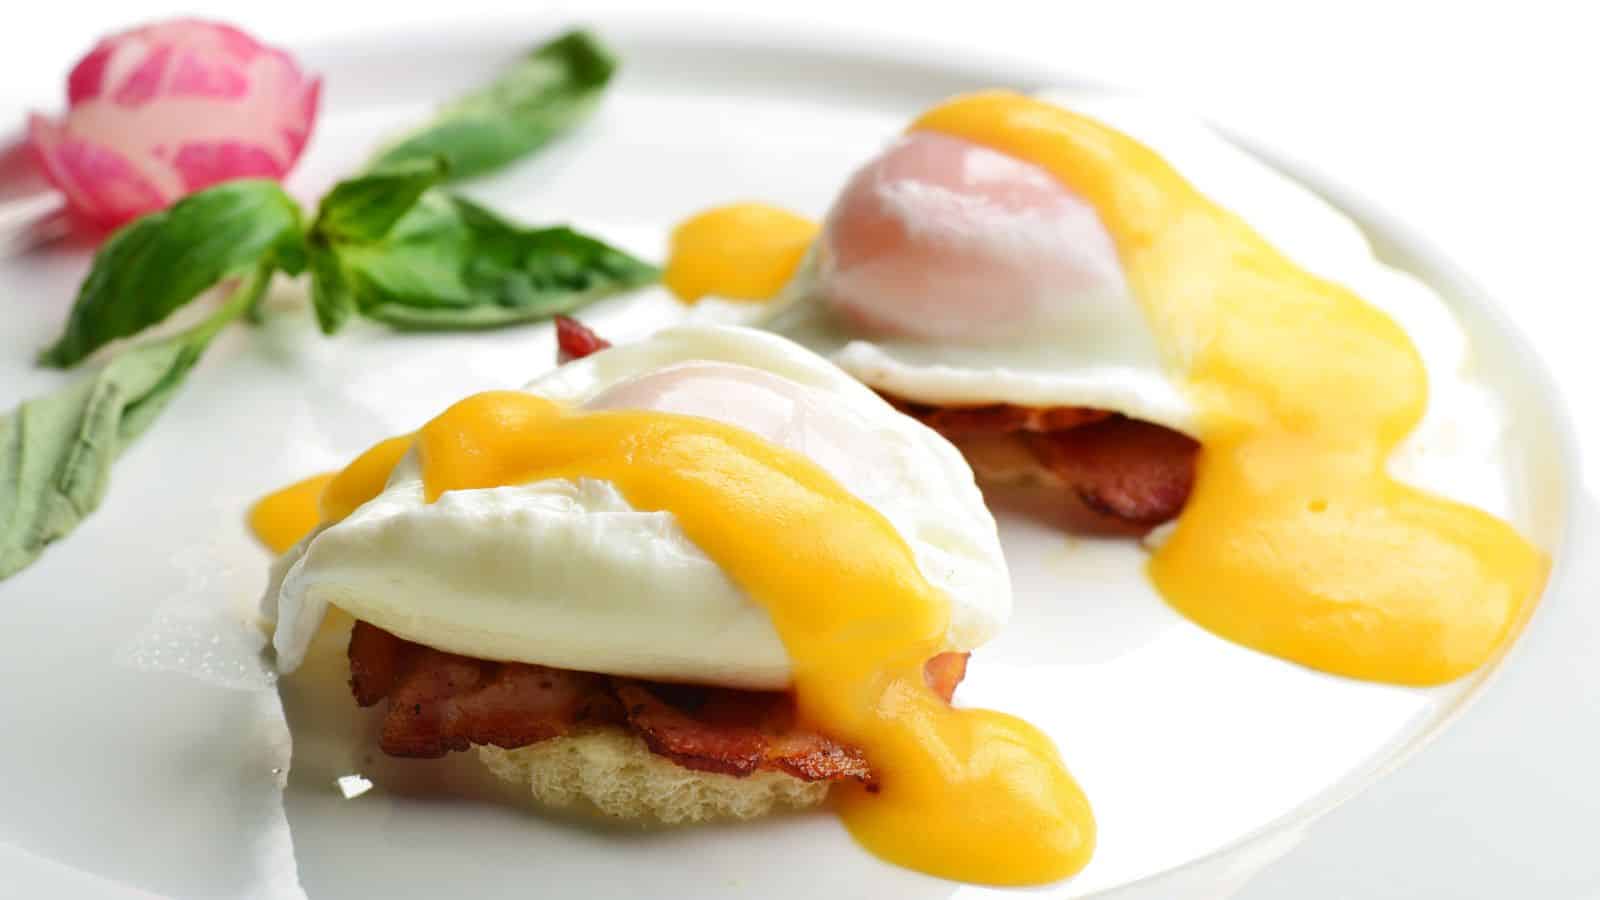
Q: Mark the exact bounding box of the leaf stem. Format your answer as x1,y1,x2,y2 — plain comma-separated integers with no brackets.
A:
191,264,273,345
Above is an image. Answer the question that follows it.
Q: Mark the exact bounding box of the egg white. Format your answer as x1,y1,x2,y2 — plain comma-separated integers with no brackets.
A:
761,90,1513,521
264,325,1010,686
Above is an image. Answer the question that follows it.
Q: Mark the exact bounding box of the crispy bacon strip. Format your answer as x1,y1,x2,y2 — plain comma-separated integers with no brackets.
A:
1024,416,1199,526
614,682,874,783
884,395,1111,437
354,639,623,758
883,389,1198,528
348,613,413,705
554,315,611,363
348,621,968,784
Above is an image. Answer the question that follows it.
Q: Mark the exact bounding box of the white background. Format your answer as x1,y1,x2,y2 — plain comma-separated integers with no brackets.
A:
5,2,1597,897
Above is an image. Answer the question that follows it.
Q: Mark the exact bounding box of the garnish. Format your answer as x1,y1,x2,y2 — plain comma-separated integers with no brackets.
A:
1,27,649,579
306,158,655,332
305,158,451,334
0,266,272,578
41,180,306,367
368,30,615,180
27,19,321,229
322,190,657,330
554,315,611,362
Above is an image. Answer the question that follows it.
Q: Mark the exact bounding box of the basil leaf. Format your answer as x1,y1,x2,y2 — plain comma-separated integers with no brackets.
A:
307,241,356,335
307,159,450,334
0,267,270,579
332,192,657,330
368,29,616,180
40,180,304,368
312,158,449,243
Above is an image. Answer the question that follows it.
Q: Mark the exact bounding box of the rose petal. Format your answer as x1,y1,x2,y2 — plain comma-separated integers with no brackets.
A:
66,43,113,104
204,20,267,61
172,141,284,191
28,113,168,226
112,45,172,106
283,77,323,159
168,48,250,100
38,18,320,228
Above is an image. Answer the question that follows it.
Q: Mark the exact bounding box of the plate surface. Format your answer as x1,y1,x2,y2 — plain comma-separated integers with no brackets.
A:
0,18,1575,900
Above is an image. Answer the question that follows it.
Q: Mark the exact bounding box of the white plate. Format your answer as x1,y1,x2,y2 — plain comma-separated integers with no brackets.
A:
0,17,1578,900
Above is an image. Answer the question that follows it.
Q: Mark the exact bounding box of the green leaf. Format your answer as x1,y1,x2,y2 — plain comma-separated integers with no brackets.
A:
368,29,616,180
307,32,640,334
306,240,356,335
331,192,657,330
312,158,449,243
0,267,270,579
40,180,304,368
306,159,450,334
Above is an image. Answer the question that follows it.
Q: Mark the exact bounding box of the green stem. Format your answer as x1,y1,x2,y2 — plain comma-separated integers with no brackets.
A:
190,264,273,345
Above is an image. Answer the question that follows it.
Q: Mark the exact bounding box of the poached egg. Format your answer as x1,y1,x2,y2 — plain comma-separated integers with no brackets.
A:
261,325,1009,684
255,322,1093,885
663,90,1547,689
758,89,1512,520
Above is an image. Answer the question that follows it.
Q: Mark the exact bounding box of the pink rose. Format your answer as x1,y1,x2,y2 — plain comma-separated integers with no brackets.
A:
27,19,321,228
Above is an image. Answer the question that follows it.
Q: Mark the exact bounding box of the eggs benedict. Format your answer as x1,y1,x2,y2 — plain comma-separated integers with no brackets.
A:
254,324,1094,885
663,91,1547,687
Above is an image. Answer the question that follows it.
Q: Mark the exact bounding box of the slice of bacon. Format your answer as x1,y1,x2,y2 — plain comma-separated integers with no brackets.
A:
883,395,1112,437
1023,416,1199,526
359,644,623,758
348,613,414,705
555,315,611,363
614,681,874,783
882,389,1198,529
348,621,968,785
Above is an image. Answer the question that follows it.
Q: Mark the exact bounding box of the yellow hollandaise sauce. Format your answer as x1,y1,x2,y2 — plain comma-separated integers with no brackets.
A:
909,92,1548,685
248,435,413,555
251,392,1094,885
248,473,333,555
663,203,818,303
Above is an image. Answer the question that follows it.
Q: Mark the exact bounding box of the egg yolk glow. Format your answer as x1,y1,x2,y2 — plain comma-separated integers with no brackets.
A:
252,390,1094,885
663,203,819,303
661,91,1547,687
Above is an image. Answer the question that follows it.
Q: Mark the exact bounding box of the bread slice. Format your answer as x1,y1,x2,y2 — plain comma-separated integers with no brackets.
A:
479,727,828,824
